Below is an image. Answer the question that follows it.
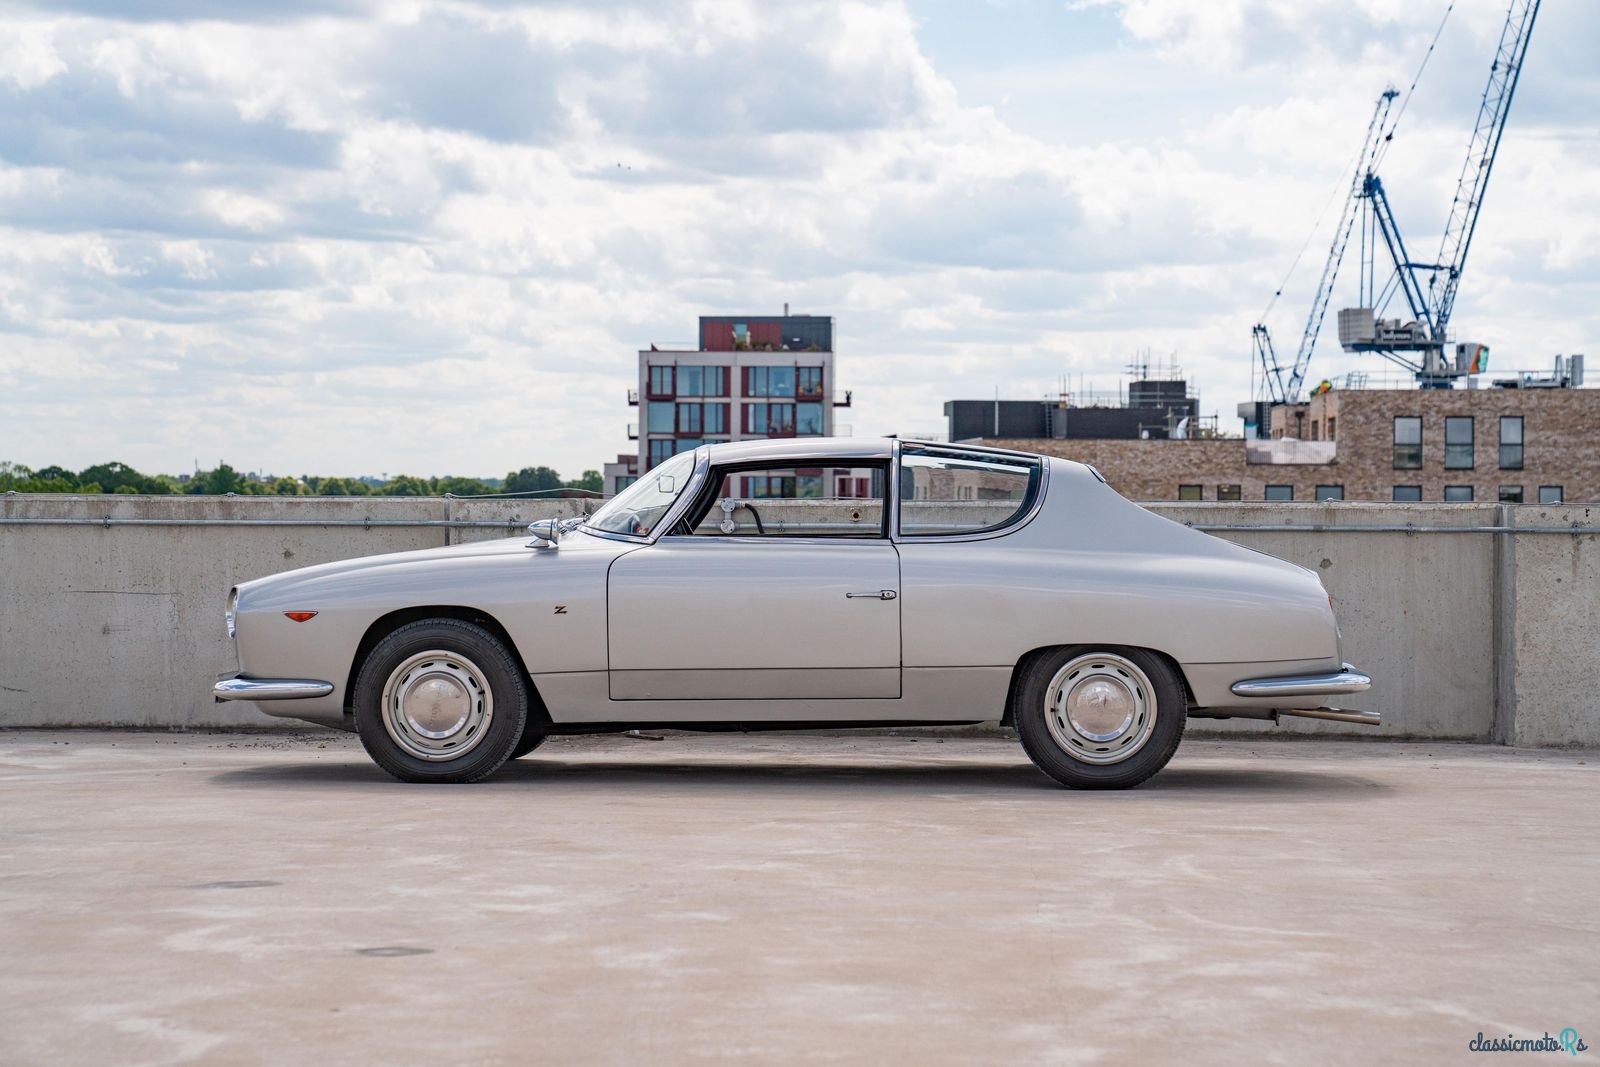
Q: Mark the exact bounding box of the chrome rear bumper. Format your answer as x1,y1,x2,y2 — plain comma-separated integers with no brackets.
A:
214,674,334,702
1230,662,1372,699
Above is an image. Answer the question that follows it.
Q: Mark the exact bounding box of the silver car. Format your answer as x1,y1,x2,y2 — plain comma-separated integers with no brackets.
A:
215,438,1374,788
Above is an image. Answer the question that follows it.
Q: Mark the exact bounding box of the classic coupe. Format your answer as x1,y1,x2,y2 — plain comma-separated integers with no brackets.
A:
215,438,1375,788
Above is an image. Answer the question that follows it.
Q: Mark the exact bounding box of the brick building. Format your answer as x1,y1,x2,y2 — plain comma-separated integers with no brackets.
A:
969,386,1600,503
603,312,850,496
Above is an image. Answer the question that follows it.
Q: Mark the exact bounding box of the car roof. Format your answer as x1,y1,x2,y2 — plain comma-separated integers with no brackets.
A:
699,437,1044,466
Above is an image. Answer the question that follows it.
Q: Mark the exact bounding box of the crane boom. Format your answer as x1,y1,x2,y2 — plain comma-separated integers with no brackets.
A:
1428,0,1539,334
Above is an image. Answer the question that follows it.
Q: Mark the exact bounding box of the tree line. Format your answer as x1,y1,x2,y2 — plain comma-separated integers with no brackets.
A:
0,461,602,497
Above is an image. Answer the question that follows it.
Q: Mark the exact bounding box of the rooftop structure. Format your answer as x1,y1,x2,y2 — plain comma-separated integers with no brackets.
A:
960,379,1600,503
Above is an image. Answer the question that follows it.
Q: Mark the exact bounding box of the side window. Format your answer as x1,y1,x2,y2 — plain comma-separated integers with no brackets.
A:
683,464,886,538
898,447,1040,537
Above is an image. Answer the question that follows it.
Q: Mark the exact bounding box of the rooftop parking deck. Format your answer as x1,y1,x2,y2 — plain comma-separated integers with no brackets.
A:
2,731,1595,1065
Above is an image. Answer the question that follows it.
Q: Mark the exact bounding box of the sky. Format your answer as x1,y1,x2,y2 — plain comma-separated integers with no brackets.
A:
2,0,1597,480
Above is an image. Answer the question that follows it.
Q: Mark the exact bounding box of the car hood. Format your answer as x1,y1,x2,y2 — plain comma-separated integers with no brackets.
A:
235,529,631,607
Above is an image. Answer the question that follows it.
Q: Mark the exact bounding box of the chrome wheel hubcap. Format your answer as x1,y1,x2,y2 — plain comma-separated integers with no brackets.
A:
382,650,494,762
1044,653,1157,765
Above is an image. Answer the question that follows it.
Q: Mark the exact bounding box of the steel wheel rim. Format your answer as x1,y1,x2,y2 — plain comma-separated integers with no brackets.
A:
381,650,494,762
1044,653,1157,765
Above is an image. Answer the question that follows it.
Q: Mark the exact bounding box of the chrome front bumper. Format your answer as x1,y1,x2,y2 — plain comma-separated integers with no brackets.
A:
1231,662,1372,699
214,673,335,702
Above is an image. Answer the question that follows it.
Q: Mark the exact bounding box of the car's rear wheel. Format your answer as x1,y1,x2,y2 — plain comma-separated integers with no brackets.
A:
352,619,527,783
1014,647,1185,790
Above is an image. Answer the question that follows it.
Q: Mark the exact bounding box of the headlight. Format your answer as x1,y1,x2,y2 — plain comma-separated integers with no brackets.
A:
226,589,238,639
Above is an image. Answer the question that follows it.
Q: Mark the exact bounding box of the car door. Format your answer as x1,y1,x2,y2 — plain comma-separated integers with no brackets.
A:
606,460,901,702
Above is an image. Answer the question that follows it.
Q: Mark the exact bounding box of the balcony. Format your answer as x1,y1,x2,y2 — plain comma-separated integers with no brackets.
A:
627,389,638,406
833,389,853,408
627,422,638,440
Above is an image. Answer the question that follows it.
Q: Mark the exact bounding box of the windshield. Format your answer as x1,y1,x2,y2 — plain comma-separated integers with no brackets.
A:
586,449,697,537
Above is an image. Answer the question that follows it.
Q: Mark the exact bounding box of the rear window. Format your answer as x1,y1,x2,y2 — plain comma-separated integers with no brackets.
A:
898,446,1041,537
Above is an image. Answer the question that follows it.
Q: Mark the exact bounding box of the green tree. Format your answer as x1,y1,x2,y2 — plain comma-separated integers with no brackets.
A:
503,466,562,495
15,475,76,493
318,477,350,496
203,464,246,495
378,475,430,497
270,476,303,496
563,469,602,494
113,484,138,494
435,476,492,497
0,462,33,491
33,465,77,487
346,480,372,496
77,461,172,495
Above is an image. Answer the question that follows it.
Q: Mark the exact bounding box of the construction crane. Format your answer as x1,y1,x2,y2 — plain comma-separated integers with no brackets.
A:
1339,0,1540,386
1252,89,1398,407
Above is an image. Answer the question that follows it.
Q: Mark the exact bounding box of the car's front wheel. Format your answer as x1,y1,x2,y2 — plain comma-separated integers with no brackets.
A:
1014,647,1185,790
352,618,528,783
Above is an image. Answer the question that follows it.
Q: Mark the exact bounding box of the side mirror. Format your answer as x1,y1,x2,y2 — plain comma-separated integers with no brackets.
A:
526,518,562,548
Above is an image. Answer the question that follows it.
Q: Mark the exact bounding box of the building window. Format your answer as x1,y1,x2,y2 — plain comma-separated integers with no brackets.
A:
677,366,727,397
1310,423,1320,441
1327,416,1336,441
796,367,824,399
614,475,637,493
1393,416,1422,469
1444,486,1474,502
1177,484,1202,501
647,365,674,398
795,402,824,435
1499,416,1524,469
1538,485,1563,504
1393,486,1422,502
1315,485,1344,501
1444,416,1474,469
676,402,727,435
646,401,674,434
647,438,676,467
745,402,796,435
1264,485,1293,501
745,366,797,397
1499,485,1524,504
1217,484,1242,501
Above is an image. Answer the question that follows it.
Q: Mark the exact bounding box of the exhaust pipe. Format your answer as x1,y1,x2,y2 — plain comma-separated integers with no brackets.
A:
1273,707,1381,727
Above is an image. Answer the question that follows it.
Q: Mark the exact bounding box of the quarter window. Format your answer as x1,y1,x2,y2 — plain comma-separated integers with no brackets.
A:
899,447,1040,537
1499,416,1524,469
1445,416,1474,469
1393,417,1422,469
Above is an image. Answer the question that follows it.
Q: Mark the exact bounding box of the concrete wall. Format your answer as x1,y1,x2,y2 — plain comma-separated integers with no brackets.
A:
2,493,1595,744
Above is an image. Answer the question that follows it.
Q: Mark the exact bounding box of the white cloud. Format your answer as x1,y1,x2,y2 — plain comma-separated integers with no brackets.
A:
0,0,1595,481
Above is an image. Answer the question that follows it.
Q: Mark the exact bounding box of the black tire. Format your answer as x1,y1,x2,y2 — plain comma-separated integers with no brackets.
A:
352,618,528,783
1014,646,1186,790
510,728,547,760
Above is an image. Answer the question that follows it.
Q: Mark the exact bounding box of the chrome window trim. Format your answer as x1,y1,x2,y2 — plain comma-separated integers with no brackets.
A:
581,448,712,546
890,443,1049,545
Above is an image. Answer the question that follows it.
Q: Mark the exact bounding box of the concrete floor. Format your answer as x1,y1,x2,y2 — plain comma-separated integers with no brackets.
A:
1,732,1596,1066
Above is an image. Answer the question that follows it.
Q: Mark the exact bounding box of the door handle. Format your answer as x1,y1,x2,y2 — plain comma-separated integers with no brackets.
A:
845,589,897,601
